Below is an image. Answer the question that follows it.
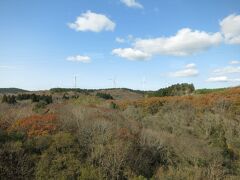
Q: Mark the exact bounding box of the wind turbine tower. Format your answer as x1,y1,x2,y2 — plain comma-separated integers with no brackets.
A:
74,75,77,89
113,77,116,88
109,77,117,88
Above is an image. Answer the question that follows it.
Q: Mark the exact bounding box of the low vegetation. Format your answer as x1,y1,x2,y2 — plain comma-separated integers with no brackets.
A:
0,85,240,179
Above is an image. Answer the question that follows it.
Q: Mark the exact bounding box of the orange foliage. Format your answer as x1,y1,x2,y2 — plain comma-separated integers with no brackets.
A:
117,87,240,111
9,114,58,137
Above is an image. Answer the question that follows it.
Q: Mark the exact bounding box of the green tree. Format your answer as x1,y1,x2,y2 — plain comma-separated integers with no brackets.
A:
1,94,7,103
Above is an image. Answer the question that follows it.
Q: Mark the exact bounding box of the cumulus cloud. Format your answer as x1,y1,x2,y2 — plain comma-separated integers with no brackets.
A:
112,48,151,60
66,55,91,63
185,63,196,68
220,14,240,44
112,14,240,61
213,66,240,74
134,28,222,56
230,60,240,65
116,37,125,43
115,35,135,44
207,76,240,82
120,0,143,8
68,11,115,32
170,68,199,77
170,63,199,77
207,76,229,82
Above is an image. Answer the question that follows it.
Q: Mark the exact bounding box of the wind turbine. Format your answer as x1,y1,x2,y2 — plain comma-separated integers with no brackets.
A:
73,75,78,89
109,76,117,88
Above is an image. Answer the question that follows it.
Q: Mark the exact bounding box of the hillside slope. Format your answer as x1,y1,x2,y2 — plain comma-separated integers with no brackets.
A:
0,87,240,179
0,88,28,94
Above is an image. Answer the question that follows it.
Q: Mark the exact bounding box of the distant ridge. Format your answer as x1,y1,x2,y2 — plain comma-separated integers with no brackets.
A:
0,88,29,94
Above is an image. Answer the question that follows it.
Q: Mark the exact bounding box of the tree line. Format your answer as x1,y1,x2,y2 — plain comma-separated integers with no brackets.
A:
1,94,53,104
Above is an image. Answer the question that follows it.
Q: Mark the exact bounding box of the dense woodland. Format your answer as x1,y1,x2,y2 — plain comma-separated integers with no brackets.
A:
2,94,53,105
0,84,240,179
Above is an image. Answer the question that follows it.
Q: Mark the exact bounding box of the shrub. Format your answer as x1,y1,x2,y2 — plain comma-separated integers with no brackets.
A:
78,165,104,180
0,141,35,179
130,176,147,180
110,102,118,109
33,101,48,110
96,92,113,100
36,152,81,179
35,133,83,179
127,142,176,178
62,93,69,100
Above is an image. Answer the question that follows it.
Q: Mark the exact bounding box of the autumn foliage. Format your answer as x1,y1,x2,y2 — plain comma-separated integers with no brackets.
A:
9,114,58,137
1,86,240,179
117,87,240,112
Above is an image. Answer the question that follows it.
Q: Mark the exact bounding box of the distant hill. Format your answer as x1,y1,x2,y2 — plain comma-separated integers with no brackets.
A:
50,87,144,100
194,88,226,94
50,87,144,94
149,83,195,97
0,86,233,98
0,88,28,94
96,88,144,100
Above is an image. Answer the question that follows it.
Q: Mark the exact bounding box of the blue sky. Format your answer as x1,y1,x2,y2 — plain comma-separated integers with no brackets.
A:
0,0,240,90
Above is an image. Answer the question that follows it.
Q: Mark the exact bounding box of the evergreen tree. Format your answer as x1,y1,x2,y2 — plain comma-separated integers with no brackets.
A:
151,83,195,97
9,95,16,104
31,94,38,102
1,95,7,103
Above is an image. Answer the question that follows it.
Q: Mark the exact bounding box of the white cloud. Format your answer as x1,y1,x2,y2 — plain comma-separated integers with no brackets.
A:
185,63,196,68
68,11,115,32
213,66,240,74
220,14,240,44
207,76,229,82
121,0,143,8
170,63,199,77
230,60,240,65
66,55,91,63
115,35,135,44
116,37,125,43
112,48,151,61
134,28,222,56
170,68,199,77
207,76,240,82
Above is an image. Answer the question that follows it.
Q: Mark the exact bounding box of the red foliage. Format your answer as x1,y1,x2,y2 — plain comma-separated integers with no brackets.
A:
9,114,58,137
